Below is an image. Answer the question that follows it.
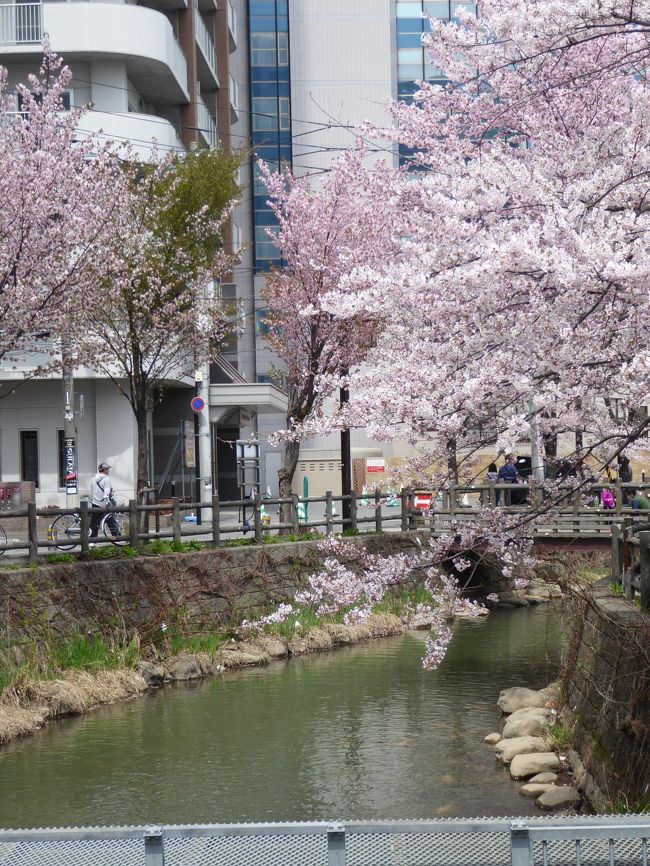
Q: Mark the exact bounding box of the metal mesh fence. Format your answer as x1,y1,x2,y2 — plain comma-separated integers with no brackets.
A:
164,831,329,866
0,837,144,866
0,817,647,866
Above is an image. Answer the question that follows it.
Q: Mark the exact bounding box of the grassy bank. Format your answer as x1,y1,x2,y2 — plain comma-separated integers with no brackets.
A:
0,585,435,746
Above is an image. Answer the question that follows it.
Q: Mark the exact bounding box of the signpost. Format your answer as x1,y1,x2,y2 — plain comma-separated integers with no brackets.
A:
191,396,205,413
63,437,77,496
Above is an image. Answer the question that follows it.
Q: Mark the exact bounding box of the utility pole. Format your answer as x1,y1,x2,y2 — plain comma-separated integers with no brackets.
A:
62,343,78,507
340,381,352,526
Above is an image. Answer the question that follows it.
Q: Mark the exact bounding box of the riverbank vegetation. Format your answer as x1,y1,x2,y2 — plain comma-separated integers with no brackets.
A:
0,583,438,745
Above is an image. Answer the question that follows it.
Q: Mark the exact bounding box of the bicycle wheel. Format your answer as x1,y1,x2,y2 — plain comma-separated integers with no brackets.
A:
51,514,83,550
0,523,6,555
102,512,130,545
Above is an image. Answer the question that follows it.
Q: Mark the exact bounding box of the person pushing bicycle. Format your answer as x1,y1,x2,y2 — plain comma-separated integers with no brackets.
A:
89,462,119,539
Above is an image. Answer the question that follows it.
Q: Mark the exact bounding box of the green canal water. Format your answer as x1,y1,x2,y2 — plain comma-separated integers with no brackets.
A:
0,604,563,828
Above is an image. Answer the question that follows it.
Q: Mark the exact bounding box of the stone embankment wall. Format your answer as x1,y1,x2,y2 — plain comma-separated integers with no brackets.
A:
0,534,431,644
561,580,650,809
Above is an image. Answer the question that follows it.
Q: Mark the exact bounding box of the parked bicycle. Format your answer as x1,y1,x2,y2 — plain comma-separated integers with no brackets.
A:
49,496,130,550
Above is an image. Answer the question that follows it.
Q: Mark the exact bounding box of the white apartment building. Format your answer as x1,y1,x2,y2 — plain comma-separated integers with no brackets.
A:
0,0,287,506
0,0,465,507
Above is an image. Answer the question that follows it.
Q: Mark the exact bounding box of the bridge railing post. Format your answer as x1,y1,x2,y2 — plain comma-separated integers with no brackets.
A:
510,822,532,866
144,826,165,866
612,523,623,586
327,824,346,866
638,531,650,611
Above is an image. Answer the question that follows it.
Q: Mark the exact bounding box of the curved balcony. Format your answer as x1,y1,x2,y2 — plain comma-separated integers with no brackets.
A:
1,3,189,104
76,110,184,159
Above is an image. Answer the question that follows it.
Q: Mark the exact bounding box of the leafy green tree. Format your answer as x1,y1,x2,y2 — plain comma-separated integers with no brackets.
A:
83,146,241,499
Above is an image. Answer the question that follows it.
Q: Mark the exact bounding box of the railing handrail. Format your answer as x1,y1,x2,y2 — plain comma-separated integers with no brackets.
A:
194,7,216,71
0,815,648,866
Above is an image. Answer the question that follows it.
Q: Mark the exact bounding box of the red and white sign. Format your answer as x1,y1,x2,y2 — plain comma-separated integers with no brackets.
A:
366,459,385,473
412,493,432,511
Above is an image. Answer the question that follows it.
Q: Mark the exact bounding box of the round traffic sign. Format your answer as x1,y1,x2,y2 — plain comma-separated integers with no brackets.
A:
191,396,205,413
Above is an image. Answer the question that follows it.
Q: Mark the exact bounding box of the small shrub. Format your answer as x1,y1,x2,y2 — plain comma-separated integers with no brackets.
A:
608,581,624,595
547,722,570,747
118,546,139,558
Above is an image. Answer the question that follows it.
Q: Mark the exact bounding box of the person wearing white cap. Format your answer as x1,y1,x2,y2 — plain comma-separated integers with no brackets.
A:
89,462,118,539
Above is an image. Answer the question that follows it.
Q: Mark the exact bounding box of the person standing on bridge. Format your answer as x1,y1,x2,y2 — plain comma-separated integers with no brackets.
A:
485,462,498,505
497,456,519,506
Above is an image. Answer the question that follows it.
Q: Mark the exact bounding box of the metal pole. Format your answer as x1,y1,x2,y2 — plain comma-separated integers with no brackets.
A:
340,382,352,527
62,343,78,509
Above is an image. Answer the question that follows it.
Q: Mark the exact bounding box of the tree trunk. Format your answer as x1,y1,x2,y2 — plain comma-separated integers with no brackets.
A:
135,401,149,509
447,438,458,483
278,438,300,535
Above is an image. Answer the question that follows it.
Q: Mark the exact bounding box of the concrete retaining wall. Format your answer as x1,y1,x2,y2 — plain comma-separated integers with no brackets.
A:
562,580,650,808
0,534,427,645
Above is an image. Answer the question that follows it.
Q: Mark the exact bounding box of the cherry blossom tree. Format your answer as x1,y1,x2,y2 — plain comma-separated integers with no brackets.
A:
295,0,650,499
0,52,117,385
79,147,241,499
255,0,650,668
259,147,400,523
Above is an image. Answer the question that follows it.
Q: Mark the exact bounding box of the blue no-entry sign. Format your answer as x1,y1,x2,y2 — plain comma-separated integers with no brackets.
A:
191,396,205,413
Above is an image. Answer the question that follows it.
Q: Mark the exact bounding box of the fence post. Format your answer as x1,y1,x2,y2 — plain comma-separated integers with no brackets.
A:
172,498,181,543
449,481,457,517
144,826,165,866
374,489,382,533
616,479,623,516
129,499,138,547
253,493,262,542
401,489,409,532
349,490,357,533
292,494,300,534
327,824,346,866
573,488,580,533
80,500,90,555
212,494,221,546
638,531,650,611
509,822,531,866
325,491,333,536
611,523,622,585
27,501,38,563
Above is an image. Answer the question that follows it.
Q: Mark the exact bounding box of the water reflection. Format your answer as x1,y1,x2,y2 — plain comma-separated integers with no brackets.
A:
0,605,563,827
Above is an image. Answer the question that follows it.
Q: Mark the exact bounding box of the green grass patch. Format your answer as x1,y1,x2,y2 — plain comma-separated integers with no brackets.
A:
48,553,75,564
146,538,204,555
165,631,225,656
0,664,28,695
52,633,140,672
373,584,436,618
547,722,571,747
263,605,323,639
609,581,624,595
224,537,255,547
88,546,117,560
609,793,650,814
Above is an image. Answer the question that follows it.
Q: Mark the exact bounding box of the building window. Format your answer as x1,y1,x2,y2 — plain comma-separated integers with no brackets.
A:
20,430,39,486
